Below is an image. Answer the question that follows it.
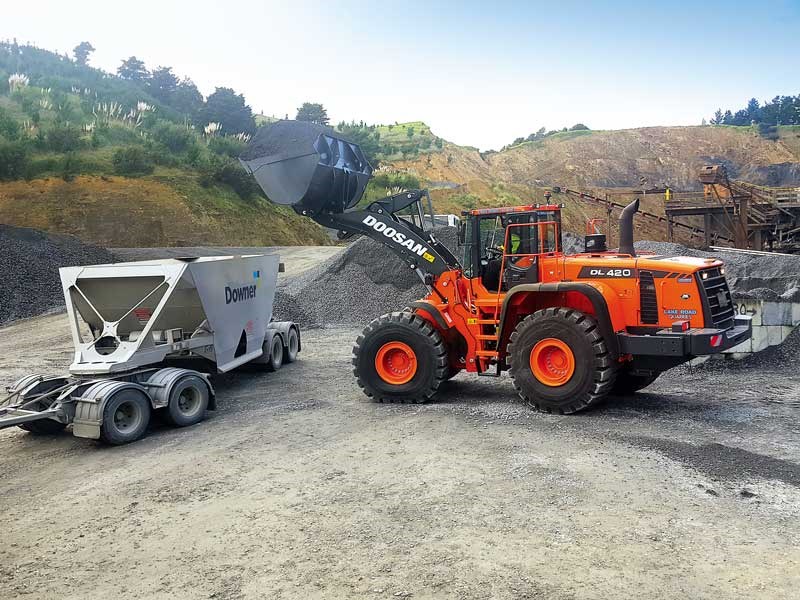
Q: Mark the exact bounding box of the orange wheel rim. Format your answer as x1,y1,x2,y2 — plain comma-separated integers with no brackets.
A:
530,338,575,387
375,342,417,385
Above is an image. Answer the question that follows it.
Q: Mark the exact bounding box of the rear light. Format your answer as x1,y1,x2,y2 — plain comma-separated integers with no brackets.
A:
710,334,723,347
672,320,691,332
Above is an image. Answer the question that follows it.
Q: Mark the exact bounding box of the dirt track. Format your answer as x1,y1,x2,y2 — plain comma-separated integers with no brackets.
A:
1,313,799,599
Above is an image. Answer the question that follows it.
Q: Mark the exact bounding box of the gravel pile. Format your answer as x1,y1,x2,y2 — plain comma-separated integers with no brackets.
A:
274,227,458,327
240,120,334,161
635,240,800,299
0,225,115,324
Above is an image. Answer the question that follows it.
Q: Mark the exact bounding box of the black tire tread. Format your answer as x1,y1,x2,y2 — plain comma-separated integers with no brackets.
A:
353,311,448,404
508,307,617,414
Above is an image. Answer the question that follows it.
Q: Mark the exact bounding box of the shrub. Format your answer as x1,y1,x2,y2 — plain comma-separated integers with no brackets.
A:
0,140,29,180
112,146,154,175
150,120,196,153
61,152,80,181
46,125,83,152
208,135,246,158
0,107,20,140
198,156,260,199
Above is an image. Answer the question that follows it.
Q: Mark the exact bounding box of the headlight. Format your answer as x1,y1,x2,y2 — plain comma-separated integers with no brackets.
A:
720,267,725,276
701,272,708,280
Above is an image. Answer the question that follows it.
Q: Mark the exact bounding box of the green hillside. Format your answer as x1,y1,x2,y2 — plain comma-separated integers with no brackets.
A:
0,41,330,246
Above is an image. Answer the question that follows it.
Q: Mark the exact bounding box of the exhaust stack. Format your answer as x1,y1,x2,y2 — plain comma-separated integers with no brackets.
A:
618,198,640,256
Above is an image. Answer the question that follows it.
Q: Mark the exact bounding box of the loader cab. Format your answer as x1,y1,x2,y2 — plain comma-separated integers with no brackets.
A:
459,205,563,292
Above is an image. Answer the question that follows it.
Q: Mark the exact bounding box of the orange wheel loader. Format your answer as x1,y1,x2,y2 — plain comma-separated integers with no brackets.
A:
241,121,751,414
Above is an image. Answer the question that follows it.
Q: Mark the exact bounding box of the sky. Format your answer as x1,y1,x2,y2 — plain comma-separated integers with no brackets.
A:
3,0,799,150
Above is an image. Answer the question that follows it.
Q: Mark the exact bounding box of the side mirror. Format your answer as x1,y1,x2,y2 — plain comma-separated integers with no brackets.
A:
457,221,466,245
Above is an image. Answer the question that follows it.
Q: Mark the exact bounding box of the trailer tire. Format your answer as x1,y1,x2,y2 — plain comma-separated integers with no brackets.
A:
100,388,151,445
165,375,209,427
508,308,617,414
353,311,447,404
12,375,70,435
266,335,284,372
285,327,299,363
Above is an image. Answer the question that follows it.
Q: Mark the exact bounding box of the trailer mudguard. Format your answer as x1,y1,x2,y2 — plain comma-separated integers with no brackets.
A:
144,368,216,411
72,380,150,440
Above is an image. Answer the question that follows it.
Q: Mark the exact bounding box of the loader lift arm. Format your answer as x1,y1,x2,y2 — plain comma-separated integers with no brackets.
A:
309,188,461,280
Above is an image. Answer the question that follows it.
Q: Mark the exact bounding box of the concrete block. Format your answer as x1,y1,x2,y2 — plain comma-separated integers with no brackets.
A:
751,326,770,352
792,303,800,326
762,302,792,326
736,300,761,326
724,338,752,354
767,325,785,346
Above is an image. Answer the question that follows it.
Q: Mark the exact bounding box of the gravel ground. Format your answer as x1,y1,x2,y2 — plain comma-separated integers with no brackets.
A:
0,315,798,599
274,227,459,327
0,225,114,324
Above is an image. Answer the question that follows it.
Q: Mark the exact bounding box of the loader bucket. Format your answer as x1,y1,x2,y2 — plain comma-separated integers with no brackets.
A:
240,120,372,215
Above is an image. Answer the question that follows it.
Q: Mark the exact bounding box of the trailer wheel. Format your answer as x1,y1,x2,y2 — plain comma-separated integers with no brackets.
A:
285,327,299,363
165,375,209,427
266,335,284,372
12,375,69,435
508,308,617,414
353,311,447,404
100,388,151,445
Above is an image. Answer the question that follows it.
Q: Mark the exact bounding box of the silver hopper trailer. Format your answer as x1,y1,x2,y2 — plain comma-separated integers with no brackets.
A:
0,254,299,444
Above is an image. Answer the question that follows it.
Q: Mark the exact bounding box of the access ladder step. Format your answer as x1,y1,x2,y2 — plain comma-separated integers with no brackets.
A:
476,334,498,341
476,319,499,325
475,350,499,358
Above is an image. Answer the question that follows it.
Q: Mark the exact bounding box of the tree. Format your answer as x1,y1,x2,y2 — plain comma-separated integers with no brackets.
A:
148,66,179,103
569,123,590,131
745,98,760,122
200,87,256,134
336,121,381,166
172,78,204,121
117,56,149,83
73,41,95,66
406,126,415,139
711,109,723,125
296,102,329,125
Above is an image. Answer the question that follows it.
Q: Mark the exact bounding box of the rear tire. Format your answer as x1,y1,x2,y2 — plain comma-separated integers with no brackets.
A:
165,375,209,427
100,389,151,445
613,369,660,395
508,308,617,414
285,327,299,363
354,312,447,404
266,335,284,372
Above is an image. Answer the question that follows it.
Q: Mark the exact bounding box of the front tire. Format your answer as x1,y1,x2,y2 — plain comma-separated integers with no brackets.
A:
508,308,617,414
353,312,447,404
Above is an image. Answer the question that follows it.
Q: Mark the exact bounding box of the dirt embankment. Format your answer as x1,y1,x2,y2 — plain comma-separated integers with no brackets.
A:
0,175,330,248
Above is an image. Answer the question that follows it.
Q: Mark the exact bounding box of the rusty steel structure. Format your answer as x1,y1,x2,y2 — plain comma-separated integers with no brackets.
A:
665,165,800,252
